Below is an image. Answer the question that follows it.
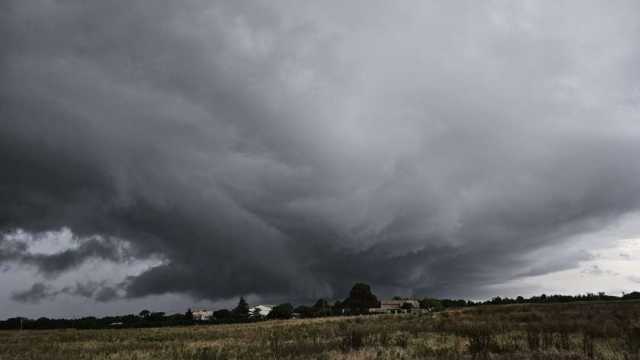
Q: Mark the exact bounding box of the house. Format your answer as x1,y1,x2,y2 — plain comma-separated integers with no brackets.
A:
249,305,273,317
192,309,213,321
369,299,422,314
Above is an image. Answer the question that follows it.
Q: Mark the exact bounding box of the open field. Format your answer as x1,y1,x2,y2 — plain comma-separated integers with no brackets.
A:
1,302,640,360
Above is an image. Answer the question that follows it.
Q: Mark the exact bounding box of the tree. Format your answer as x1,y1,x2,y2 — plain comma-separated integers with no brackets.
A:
139,310,151,318
401,302,414,310
149,312,165,321
342,283,379,314
294,305,314,318
185,308,193,321
419,298,443,312
623,292,640,300
233,297,250,318
268,303,294,319
313,298,331,316
213,309,231,319
332,300,344,315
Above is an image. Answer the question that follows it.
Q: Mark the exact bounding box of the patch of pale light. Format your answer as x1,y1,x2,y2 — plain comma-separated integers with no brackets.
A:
497,237,640,298
2,227,78,255
1,227,167,303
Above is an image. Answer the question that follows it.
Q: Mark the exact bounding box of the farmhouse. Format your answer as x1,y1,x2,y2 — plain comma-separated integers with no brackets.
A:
369,299,422,314
192,309,213,321
249,305,273,317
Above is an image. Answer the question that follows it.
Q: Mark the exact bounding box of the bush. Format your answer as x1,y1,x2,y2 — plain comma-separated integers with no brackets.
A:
268,303,294,320
457,323,495,359
339,325,368,352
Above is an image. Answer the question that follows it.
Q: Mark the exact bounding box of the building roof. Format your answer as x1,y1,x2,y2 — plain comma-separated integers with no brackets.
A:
379,299,420,309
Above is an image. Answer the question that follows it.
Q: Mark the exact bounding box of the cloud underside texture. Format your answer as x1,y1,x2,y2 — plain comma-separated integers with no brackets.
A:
1,1,640,302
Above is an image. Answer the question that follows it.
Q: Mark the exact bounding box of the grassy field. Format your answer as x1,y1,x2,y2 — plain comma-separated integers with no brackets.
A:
1,302,640,360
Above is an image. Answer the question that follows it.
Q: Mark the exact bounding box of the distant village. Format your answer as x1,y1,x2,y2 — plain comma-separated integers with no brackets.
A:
2,283,639,330
1,283,442,330
191,297,430,322
188,283,435,324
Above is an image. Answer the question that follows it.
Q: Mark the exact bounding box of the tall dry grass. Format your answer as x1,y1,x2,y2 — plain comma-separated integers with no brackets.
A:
1,301,639,359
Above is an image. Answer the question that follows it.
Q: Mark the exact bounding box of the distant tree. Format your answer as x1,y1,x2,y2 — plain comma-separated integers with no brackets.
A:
294,305,315,318
213,309,231,319
233,297,250,318
185,308,193,321
342,283,379,314
419,298,444,312
332,300,344,315
313,298,331,316
401,302,415,310
149,312,165,321
139,310,151,318
441,299,468,308
623,292,640,300
268,303,294,319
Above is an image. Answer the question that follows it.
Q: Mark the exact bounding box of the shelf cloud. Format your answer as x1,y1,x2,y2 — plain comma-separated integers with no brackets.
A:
2,1,640,315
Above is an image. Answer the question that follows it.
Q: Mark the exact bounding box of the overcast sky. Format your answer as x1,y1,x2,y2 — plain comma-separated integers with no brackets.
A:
2,1,640,318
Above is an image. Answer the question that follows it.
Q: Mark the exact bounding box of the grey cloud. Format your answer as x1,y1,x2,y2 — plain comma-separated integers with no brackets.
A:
11,283,53,304
93,286,120,303
2,0,640,310
0,231,139,277
581,265,618,277
23,239,131,276
11,281,123,304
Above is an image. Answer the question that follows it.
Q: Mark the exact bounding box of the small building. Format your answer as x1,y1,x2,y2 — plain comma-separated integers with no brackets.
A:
192,309,213,321
370,299,423,314
249,305,273,317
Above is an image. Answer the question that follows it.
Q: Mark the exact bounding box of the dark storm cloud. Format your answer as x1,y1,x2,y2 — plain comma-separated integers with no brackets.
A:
11,281,122,304
2,0,640,306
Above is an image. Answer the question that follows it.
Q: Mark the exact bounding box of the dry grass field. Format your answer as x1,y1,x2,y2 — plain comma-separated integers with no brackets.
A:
1,302,640,360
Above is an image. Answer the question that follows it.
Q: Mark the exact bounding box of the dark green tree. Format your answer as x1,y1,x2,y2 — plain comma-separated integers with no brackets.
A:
342,283,379,314
332,300,344,315
149,312,165,321
294,305,314,318
268,303,294,319
313,298,331,316
401,302,415,310
419,298,444,311
213,309,231,319
233,297,250,318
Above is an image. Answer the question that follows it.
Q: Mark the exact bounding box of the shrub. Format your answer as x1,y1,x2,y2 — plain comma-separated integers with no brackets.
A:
527,326,541,352
457,323,495,359
339,326,367,352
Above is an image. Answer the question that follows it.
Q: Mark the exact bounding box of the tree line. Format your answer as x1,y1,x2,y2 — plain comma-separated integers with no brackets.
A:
2,284,639,330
